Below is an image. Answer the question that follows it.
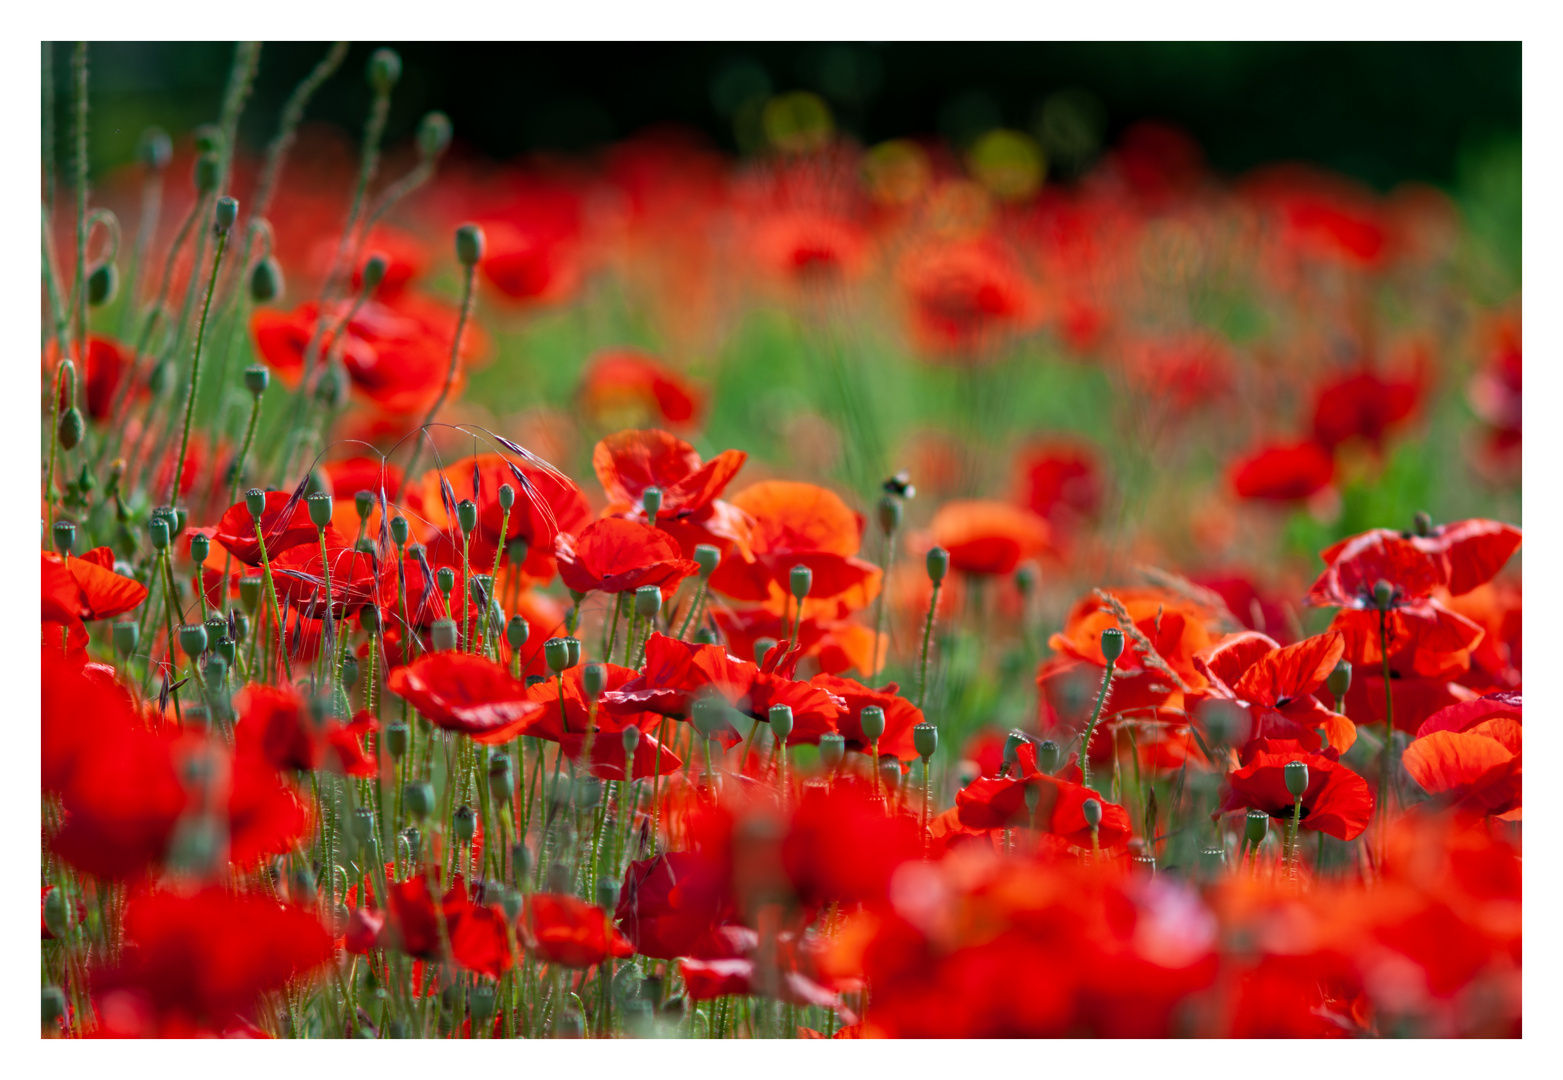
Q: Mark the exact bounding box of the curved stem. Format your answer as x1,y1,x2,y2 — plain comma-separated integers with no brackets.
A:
253,519,293,683
398,263,477,497
168,227,229,504
916,581,943,709
1079,658,1118,794
72,42,88,373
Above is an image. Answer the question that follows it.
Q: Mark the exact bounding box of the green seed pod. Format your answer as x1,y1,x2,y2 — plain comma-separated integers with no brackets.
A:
1036,739,1060,775
43,886,70,937
350,807,376,846
1003,730,1025,770
1081,798,1103,827
431,618,459,653
510,843,533,881
404,781,435,820
340,653,360,690
692,697,728,739
574,777,601,809
455,223,485,267
58,407,84,450
926,545,949,585
87,261,118,306
204,615,226,641
113,621,139,656
487,752,513,801
1024,781,1043,815
818,732,846,771
693,543,720,579
456,498,478,536
693,627,718,645
467,983,497,1023
367,47,402,92
250,256,284,303
42,984,68,1026
435,566,456,596
231,611,250,643
878,758,902,792
417,110,453,160
564,637,581,668
621,725,641,757
353,489,375,523
860,705,886,742
384,722,410,760
138,125,173,170
193,152,221,193
642,486,663,520
214,195,239,234
497,482,515,511
876,494,902,536
51,520,75,555
1284,760,1310,797
913,722,938,760
1326,659,1351,701
360,253,389,294
525,675,546,688
306,492,334,529
214,636,236,666
179,623,208,658
1372,579,1395,612
400,825,422,864
193,124,224,155
554,1010,584,1039
189,533,210,565
635,584,662,619
543,637,570,673
1244,807,1270,846
769,704,793,742
204,652,228,684
390,514,410,547
1100,627,1125,664
148,515,171,550
359,603,380,634
753,637,778,667
789,564,813,601
506,615,530,650
506,537,530,565
596,881,619,912
238,575,263,612
245,488,267,519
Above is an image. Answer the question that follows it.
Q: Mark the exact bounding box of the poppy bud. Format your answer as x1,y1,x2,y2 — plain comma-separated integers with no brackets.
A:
367,47,402,92
178,623,208,658
635,584,662,620
926,545,949,585
359,604,380,634
1024,782,1042,815
194,152,220,193
58,407,84,450
694,627,718,645
693,543,720,579
769,704,793,742
1015,562,1038,596
43,885,70,937
390,515,410,547
486,751,512,797
1003,730,1025,770
88,260,118,306
1036,739,1060,775
360,253,389,295
582,661,607,701
565,637,581,668
51,520,75,555
818,733,846,771
138,125,173,170
384,722,409,760
876,494,901,536
245,488,267,520
878,757,902,793
340,653,360,690
238,575,262,612
456,499,478,536
250,256,284,303
1100,627,1124,664
431,619,459,653
753,637,778,666
113,621,139,656
1372,579,1394,612
510,843,533,882
467,983,497,1023
436,566,456,595
693,697,728,739
642,486,663,520
42,984,67,1027
1413,510,1433,537
452,805,477,842
790,564,813,601
596,881,620,912
1284,760,1309,797
621,725,641,757
495,482,515,512
417,110,453,160
506,615,530,650
214,195,238,234
913,722,937,760
861,705,886,742
544,637,570,673
1326,659,1351,700
506,537,530,565
468,575,492,606
231,610,250,643
575,776,603,809
1244,808,1269,846
400,826,422,864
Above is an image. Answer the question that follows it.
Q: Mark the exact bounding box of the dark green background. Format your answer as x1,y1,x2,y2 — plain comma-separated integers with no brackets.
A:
51,42,1520,192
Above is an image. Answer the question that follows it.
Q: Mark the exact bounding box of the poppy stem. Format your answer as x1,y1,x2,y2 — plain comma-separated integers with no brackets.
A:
461,529,473,653
604,592,622,664
1377,608,1394,851
1286,798,1304,882
252,518,293,683
156,549,184,725
650,718,668,856
1079,658,1117,795
479,506,510,651
43,357,69,534
871,524,896,679
399,261,477,495
674,581,707,640
168,224,229,506
916,580,943,710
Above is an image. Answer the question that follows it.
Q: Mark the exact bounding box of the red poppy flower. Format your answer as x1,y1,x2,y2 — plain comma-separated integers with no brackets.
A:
592,428,751,556
782,782,922,907
514,664,683,780
375,874,513,978
1122,333,1234,412
212,489,338,567
475,191,585,305
806,674,923,759
898,238,1038,357
752,209,870,282
1190,572,1298,643
226,739,313,865
712,607,881,678
386,652,545,744
235,683,378,777
1229,440,1334,502
679,956,842,1010
708,481,882,617
1402,724,1521,818
1414,691,1521,739
90,887,333,1035
1216,741,1373,840
1342,672,1477,737
46,334,128,420
925,500,1050,576
955,740,1133,848
556,518,700,599
1310,369,1422,451
1317,518,1521,599
43,548,148,621
1016,440,1105,524
1191,631,1356,753
579,349,706,429
270,537,392,620
615,851,737,960
519,893,634,968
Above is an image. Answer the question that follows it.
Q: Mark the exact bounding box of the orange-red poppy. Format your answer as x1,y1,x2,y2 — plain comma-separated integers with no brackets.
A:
1216,740,1373,840
1191,630,1356,753
385,652,545,744
926,500,1050,576
579,349,706,429
519,893,634,968
592,428,751,556
555,518,701,599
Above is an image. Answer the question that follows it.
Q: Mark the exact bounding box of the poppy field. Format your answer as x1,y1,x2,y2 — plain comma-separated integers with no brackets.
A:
39,42,1523,1039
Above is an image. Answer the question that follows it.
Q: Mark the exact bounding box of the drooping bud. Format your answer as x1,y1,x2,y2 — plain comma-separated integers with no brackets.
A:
178,623,209,658
58,407,84,450
543,637,570,674
753,637,778,666
818,732,846,771
1244,807,1269,846
1372,579,1395,612
642,486,663,520
456,499,478,536
860,705,886,742
455,223,485,267
367,47,402,92
88,261,118,306
113,621,139,656
582,661,607,701
214,195,238,234
417,110,453,160
635,584,662,620
693,543,720,579
1284,760,1310,797
384,722,410,760
51,520,75,555
1081,798,1103,827
360,252,389,293
1100,627,1125,664
926,545,949,585
1036,739,1060,775
452,805,477,842
789,564,813,601
913,722,938,760
876,494,902,536
769,704,793,742
250,256,284,303
1326,659,1351,701
431,618,459,652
